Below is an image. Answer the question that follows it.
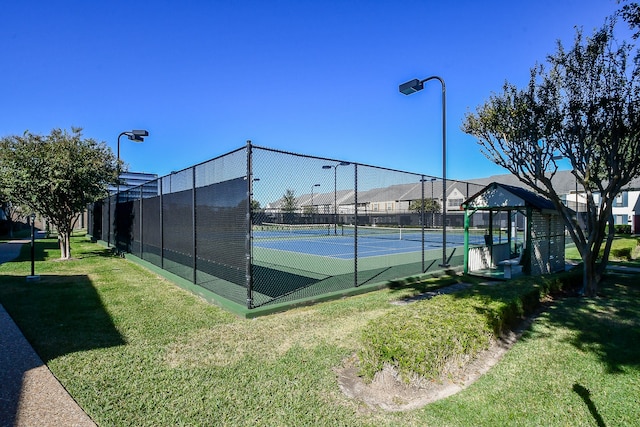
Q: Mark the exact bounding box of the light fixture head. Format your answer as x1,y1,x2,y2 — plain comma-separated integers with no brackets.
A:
399,79,424,95
131,130,149,137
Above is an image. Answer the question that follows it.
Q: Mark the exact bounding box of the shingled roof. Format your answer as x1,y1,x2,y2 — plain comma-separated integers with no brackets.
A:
462,182,558,212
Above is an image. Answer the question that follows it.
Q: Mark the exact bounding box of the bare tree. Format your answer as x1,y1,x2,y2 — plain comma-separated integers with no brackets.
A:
463,19,640,296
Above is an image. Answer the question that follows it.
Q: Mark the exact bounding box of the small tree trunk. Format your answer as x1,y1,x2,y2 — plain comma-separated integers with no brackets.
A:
58,234,66,259
581,249,600,297
66,232,71,259
58,231,72,260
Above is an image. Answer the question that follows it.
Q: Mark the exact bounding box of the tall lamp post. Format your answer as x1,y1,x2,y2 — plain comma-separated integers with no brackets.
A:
113,130,148,252
117,130,149,196
399,76,448,267
310,183,320,222
322,161,350,234
429,177,436,227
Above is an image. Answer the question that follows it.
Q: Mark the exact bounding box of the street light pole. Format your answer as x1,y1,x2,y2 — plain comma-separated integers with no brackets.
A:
311,183,320,222
117,130,149,196
323,161,350,234
114,130,148,252
430,177,436,228
399,76,448,267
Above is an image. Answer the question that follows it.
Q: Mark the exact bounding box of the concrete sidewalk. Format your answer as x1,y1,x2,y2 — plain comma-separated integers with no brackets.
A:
0,241,96,427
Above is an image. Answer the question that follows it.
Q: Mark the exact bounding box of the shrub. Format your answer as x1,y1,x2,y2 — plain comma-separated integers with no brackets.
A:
358,295,495,381
611,247,633,260
615,224,632,234
358,270,581,383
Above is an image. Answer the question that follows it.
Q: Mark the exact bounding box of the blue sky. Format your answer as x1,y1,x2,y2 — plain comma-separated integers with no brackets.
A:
0,0,624,181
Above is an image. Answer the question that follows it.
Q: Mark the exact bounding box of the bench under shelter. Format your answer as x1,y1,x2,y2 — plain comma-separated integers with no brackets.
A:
461,182,566,279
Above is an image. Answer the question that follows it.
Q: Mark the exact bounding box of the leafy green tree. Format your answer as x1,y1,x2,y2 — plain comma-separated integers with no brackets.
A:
462,19,640,296
281,189,298,224
408,199,441,213
250,199,262,212
0,128,118,259
281,189,297,213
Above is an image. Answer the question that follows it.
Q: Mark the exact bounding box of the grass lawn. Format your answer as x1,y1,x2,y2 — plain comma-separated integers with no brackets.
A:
0,235,639,426
565,235,640,265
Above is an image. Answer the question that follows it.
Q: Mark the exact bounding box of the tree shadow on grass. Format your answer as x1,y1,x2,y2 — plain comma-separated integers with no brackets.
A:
1,237,117,265
0,273,126,362
27,237,117,261
390,269,639,375
573,383,607,427
470,272,640,374
544,275,640,374
0,273,125,427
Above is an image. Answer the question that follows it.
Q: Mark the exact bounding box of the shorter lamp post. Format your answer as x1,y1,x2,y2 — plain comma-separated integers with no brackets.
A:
27,213,40,282
311,183,320,222
322,161,350,234
429,177,436,227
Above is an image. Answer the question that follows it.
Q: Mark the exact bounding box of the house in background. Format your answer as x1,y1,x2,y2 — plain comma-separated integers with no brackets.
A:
468,171,640,234
261,169,640,234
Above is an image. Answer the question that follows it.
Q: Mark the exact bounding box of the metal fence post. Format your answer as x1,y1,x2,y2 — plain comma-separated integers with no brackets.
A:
354,163,358,287
107,195,111,247
139,186,143,259
246,141,254,309
192,166,197,284
160,178,164,270
421,175,425,273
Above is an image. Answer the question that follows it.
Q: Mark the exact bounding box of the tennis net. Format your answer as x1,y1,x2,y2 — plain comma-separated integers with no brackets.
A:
254,223,332,239
340,225,427,241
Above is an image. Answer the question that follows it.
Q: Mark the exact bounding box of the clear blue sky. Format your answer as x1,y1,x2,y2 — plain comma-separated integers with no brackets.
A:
0,0,624,181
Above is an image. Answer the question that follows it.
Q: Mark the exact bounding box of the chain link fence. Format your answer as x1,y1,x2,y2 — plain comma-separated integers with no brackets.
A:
88,143,485,309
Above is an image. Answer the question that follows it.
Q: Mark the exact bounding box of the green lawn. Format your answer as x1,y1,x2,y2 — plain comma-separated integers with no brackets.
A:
0,235,638,426
565,235,640,268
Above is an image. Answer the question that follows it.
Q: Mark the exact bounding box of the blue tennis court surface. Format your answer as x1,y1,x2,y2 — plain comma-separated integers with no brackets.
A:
253,231,484,260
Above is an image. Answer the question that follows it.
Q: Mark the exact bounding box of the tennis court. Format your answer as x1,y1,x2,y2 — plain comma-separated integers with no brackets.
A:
253,223,485,260
91,143,489,310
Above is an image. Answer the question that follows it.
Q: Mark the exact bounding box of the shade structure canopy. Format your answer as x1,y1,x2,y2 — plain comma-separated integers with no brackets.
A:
462,182,566,279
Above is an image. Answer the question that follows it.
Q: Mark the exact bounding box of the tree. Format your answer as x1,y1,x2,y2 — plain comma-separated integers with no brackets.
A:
0,128,118,259
281,189,298,224
462,19,640,297
408,199,441,213
281,189,297,213
619,1,640,38
250,199,262,213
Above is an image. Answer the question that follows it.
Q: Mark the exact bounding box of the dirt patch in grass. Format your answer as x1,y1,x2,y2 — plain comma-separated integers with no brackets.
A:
336,310,540,412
